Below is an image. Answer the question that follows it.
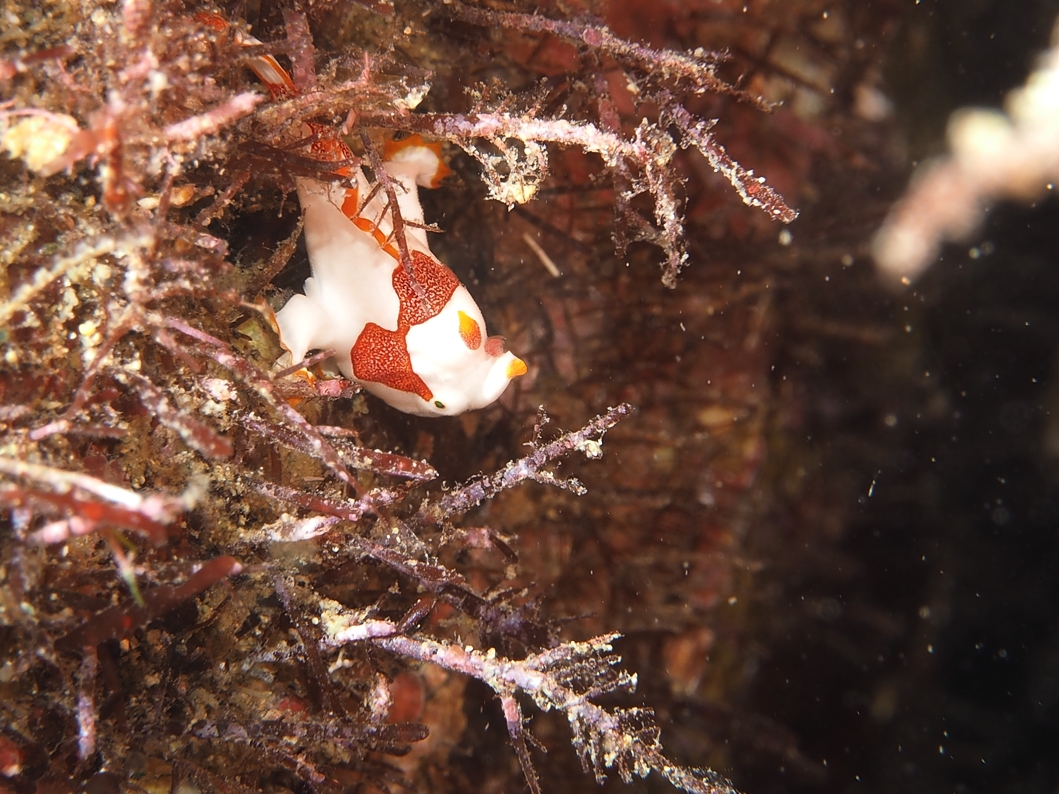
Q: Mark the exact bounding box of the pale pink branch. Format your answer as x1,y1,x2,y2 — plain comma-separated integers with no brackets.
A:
0,456,205,526
416,403,632,525
31,516,95,544
438,2,761,108
282,7,317,93
665,99,798,224
318,605,739,794
116,370,233,460
0,45,73,82
161,316,370,500
164,92,263,142
76,649,99,761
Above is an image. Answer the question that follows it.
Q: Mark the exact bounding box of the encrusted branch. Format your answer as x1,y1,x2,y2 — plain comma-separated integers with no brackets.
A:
358,130,428,304
161,316,370,499
361,102,795,285
318,604,739,794
439,1,763,109
415,403,632,525
0,456,206,545
665,99,798,224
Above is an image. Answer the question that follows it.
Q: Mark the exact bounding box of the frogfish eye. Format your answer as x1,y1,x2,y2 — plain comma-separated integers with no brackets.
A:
434,400,445,409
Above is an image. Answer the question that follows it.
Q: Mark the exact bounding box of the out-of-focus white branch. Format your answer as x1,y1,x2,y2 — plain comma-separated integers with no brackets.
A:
873,19,1059,284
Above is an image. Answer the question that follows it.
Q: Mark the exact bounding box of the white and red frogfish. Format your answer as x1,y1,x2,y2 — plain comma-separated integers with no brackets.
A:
275,135,528,417
208,12,528,416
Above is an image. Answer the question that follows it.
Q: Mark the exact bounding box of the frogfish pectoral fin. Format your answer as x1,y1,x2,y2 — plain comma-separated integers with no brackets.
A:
350,322,433,402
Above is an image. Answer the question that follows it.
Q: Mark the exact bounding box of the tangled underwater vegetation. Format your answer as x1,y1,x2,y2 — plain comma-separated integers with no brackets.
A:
0,1,914,793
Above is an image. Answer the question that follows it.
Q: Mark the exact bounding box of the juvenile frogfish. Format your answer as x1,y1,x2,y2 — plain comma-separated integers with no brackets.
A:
211,14,528,417
275,136,528,417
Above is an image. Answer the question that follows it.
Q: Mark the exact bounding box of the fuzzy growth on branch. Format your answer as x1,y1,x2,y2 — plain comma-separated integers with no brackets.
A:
318,605,739,794
356,1,797,287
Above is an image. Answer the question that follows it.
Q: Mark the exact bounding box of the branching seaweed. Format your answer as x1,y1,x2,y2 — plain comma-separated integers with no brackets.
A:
0,0,816,791
315,600,740,794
